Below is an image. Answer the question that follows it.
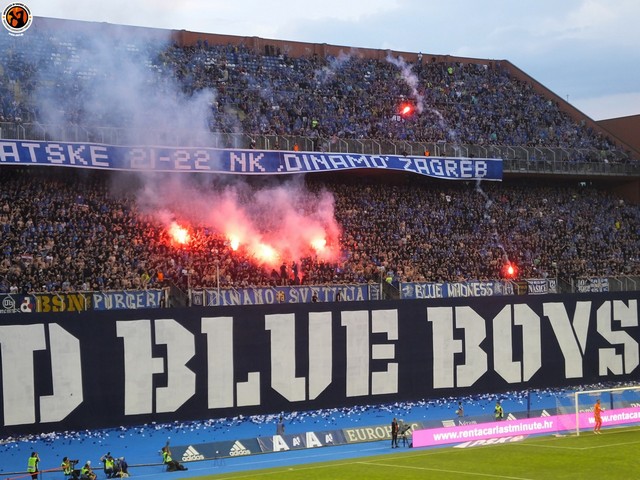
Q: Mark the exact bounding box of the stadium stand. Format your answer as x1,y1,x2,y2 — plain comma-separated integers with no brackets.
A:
0,18,637,163
0,18,638,297
1,21,639,480
1,167,638,295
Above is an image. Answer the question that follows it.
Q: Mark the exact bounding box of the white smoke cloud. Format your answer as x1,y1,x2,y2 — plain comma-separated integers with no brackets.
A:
385,53,424,113
313,50,357,84
31,23,216,146
28,22,343,271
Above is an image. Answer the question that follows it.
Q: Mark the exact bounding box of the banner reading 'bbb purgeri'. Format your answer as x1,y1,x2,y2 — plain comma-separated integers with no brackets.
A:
0,292,637,435
0,290,168,314
0,140,503,180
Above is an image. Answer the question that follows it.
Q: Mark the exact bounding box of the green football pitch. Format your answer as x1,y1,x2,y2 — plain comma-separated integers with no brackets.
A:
189,426,640,480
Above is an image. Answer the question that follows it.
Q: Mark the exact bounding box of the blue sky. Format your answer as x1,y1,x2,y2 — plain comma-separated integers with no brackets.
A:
20,0,640,120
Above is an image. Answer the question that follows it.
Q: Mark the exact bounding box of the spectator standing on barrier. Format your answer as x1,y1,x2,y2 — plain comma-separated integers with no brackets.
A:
593,399,603,434
27,452,39,479
391,417,399,448
494,401,504,421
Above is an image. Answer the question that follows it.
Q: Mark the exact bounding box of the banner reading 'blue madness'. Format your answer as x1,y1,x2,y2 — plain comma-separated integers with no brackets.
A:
0,141,503,180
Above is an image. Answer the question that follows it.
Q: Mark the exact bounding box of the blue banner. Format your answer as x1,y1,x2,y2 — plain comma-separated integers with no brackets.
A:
0,141,503,180
171,429,346,461
342,421,422,444
171,438,262,461
191,285,370,306
400,281,513,299
256,430,347,452
92,290,166,310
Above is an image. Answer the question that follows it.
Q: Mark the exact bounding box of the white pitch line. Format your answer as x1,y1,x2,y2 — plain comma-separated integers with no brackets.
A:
585,439,640,449
192,454,393,480
521,438,640,451
514,426,640,451
357,461,535,480
513,442,585,450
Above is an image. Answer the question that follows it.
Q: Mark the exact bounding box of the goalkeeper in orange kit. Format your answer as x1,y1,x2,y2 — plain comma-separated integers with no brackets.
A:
593,399,602,434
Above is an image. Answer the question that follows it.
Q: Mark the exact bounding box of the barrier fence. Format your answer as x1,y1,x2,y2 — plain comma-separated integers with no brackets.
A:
3,276,636,314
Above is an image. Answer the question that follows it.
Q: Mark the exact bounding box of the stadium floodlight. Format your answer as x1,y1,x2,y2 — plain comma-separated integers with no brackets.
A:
555,384,640,436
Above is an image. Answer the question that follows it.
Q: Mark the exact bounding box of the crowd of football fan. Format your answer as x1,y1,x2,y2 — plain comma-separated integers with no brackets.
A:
1,168,638,294
0,27,638,294
0,26,630,162
163,42,621,157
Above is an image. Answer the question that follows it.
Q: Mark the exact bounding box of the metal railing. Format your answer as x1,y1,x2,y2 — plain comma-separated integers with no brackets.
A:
606,276,640,292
